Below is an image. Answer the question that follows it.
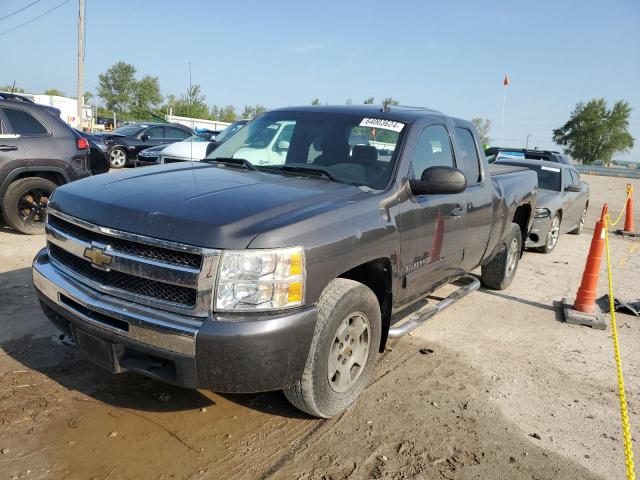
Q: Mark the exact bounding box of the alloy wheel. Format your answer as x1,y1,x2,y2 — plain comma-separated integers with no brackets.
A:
109,149,126,168
547,216,560,248
328,312,371,393
18,188,49,227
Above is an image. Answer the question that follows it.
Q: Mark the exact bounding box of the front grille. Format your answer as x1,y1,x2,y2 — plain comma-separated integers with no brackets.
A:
48,214,202,268
49,244,197,307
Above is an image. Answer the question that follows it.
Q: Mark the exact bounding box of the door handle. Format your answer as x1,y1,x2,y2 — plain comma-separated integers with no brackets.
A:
0,145,18,151
450,207,464,217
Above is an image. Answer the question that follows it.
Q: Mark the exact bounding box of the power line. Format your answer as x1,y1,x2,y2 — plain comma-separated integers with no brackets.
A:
0,0,42,22
0,0,70,37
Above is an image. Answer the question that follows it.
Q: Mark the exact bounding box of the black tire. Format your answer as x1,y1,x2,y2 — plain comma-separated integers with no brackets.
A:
1,177,56,235
569,207,587,235
536,214,561,254
109,147,127,168
284,278,381,418
481,222,522,290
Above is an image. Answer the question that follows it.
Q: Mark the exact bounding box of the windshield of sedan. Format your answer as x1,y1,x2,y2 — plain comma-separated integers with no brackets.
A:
498,162,561,191
206,111,404,189
112,124,147,136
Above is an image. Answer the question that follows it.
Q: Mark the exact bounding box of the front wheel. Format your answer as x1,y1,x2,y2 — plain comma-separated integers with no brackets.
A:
284,278,381,418
109,147,127,169
481,222,523,290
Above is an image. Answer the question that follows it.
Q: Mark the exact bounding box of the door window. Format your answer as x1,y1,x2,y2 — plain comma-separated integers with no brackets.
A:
563,169,573,189
2,108,48,136
569,170,580,186
167,127,190,139
145,127,165,139
455,127,481,184
409,125,455,179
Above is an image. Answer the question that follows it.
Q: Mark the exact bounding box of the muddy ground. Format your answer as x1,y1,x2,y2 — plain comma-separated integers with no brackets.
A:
1,174,639,480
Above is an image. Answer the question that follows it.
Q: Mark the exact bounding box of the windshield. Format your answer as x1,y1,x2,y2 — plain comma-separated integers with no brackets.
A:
207,111,404,189
498,162,561,191
112,124,147,136
213,120,248,144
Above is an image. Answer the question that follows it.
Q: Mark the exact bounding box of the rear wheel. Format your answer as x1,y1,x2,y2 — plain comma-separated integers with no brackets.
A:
284,278,381,418
481,222,522,290
537,214,560,253
1,177,56,235
109,147,127,168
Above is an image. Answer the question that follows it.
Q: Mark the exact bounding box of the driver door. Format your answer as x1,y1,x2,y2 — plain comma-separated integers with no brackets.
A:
396,124,467,305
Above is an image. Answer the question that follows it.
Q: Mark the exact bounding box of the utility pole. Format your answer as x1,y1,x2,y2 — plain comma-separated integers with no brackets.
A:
76,0,85,130
525,134,531,149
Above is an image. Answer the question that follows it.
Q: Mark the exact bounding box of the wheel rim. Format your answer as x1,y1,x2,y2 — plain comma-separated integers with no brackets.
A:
328,312,371,393
110,149,126,167
17,188,50,226
579,209,586,230
547,216,560,248
506,237,519,276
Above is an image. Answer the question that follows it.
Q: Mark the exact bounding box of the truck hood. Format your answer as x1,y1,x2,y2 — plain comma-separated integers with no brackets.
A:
49,163,365,249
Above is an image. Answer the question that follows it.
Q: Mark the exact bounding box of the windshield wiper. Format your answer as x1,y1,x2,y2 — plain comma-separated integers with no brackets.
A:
261,165,342,183
204,157,257,171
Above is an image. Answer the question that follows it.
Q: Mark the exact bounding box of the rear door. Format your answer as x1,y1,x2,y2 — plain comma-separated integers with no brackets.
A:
0,109,28,184
561,167,578,229
454,127,494,271
396,124,467,304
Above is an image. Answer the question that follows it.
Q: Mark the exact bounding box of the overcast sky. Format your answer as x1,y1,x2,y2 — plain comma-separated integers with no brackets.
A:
2,0,639,159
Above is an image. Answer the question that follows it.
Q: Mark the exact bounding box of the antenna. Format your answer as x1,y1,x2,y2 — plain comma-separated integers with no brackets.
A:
189,61,193,162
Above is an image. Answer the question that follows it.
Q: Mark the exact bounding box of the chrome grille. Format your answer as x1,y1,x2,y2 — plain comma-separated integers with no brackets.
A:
45,209,219,317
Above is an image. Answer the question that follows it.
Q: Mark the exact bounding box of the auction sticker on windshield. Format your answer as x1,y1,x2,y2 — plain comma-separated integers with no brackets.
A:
541,166,561,172
359,118,405,132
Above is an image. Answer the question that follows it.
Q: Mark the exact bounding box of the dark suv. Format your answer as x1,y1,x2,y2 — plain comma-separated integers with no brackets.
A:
101,122,194,168
485,147,572,165
0,93,95,234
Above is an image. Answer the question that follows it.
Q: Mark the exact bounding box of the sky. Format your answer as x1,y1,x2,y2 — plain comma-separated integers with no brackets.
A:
2,0,639,159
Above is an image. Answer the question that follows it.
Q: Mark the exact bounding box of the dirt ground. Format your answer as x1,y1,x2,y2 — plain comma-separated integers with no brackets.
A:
1,174,638,480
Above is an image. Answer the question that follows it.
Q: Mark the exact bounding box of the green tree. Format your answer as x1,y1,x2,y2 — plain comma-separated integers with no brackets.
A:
134,75,163,112
472,118,492,148
310,98,321,105
171,84,209,119
83,91,94,105
44,88,65,96
553,99,634,165
219,105,237,123
363,96,374,104
382,97,399,108
210,104,221,120
241,104,266,118
98,61,138,113
1,85,25,93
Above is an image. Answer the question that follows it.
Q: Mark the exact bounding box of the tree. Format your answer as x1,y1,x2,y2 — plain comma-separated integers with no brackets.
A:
553,99,634,165
219,105,237,123
98,61,138,113
83,91,94,105
241,104,267,119
1,85,25,93
170,84,208,119
382,97,399,108
44,88,65,96
310,98,321,105
345,98,352,105
134,75,163,112
472,118,492,148
363,97,374,104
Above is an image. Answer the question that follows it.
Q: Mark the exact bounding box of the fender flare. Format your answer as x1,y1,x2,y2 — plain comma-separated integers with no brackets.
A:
0,167,71,200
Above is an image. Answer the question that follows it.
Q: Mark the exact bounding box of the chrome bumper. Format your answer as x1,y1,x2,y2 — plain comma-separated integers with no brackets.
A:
32,248,200,356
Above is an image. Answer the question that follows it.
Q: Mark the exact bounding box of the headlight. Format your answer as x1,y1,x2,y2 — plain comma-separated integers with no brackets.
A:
214,247,305,311
535,208,551,218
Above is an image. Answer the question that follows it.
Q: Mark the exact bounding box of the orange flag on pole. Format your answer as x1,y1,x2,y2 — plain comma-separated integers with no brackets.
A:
503,74,510,87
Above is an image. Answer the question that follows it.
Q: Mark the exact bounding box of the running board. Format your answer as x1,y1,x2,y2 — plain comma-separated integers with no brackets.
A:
387,275,480,339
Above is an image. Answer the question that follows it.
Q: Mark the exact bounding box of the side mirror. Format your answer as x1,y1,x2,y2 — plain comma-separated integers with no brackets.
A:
409,166,467,195
276,140,290,151
140,133,150,141
565,184,581,192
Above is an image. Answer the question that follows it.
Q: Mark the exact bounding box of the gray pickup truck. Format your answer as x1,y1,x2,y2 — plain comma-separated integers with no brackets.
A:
33,105,537,417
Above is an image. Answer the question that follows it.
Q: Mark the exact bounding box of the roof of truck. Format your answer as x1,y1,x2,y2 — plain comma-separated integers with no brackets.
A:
270,104,452,123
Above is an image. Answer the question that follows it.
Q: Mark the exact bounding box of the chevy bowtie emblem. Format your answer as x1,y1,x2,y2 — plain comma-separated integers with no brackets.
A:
83,244,113,269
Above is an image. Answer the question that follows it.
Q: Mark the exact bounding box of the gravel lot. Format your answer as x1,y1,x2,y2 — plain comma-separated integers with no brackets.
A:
1,174,638,480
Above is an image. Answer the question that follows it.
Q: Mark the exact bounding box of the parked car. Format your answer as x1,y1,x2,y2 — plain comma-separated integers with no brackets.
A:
155,129,220,165
496,159,589,253
32,105,537,417
101,122,194,169
0,92,96,234
135,144,166,167
485,147,572,165
74,130,109,175
203,119,249,157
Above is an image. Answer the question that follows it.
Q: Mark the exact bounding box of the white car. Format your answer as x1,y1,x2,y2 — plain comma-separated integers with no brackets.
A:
232,121,295,166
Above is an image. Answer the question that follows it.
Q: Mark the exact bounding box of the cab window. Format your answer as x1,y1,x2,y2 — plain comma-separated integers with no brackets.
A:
563,169,573,189
409,125,455,179
455,127,481,184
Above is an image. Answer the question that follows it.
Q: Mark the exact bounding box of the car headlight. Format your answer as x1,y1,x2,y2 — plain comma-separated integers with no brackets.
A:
214,247,305,312
535,207,551,218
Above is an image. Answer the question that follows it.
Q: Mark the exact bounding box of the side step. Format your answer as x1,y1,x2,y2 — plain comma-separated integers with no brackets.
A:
387,275,480,339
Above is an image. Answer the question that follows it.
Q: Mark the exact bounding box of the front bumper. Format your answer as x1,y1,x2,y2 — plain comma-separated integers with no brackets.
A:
525,215,552,248
33,248,317,392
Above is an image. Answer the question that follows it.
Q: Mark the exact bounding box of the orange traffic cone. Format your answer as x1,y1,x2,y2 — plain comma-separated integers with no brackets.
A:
562,204,607,329
623,184,634,234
